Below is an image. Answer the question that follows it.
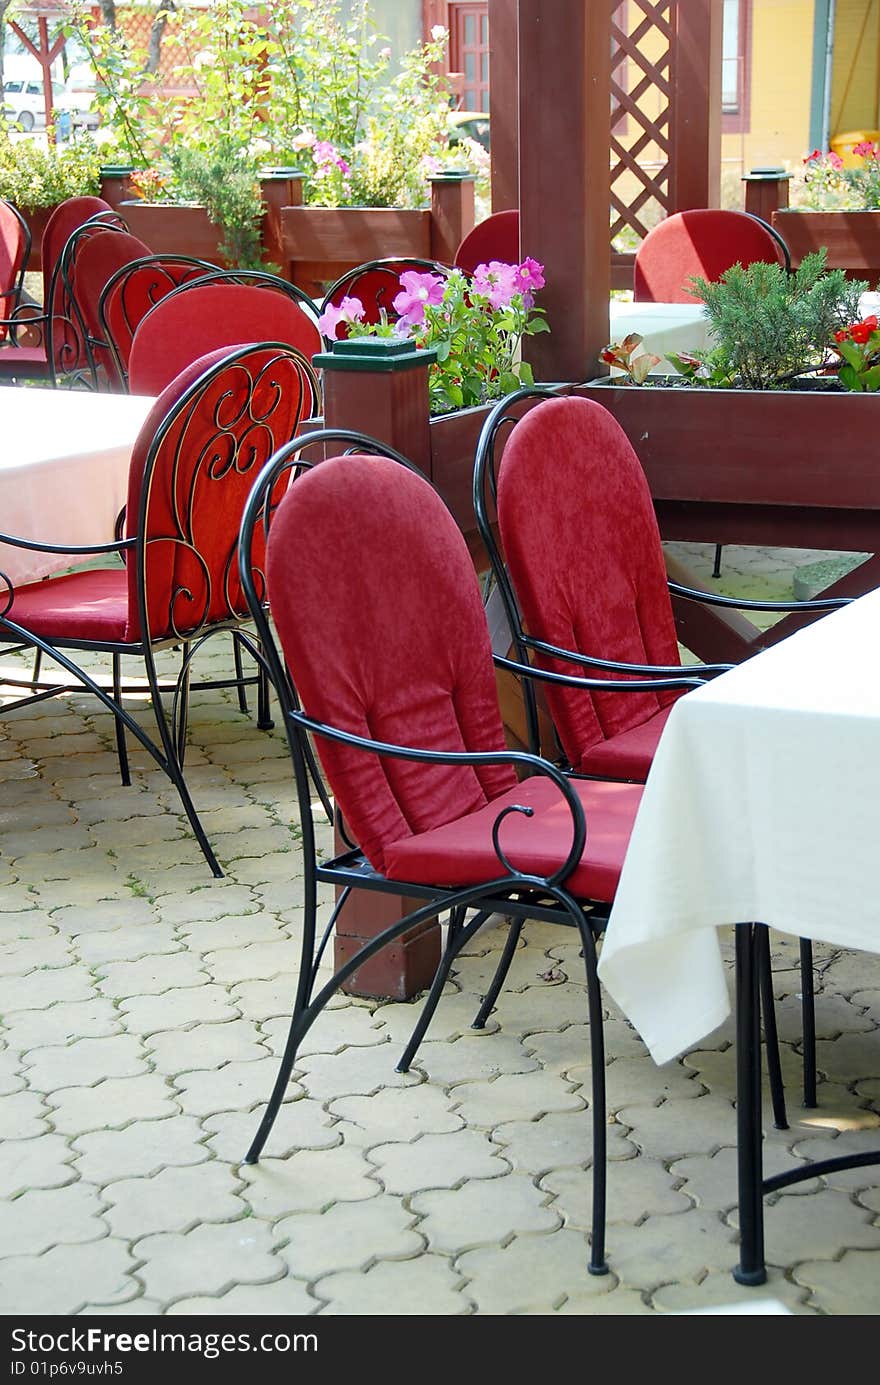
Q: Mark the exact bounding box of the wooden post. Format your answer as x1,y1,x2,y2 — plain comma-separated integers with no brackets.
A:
489,0,519,213
312,337,442,999
259,169,304,280
517,0,611,383
742,170,791,221
429,172,475,265
670,0,723,210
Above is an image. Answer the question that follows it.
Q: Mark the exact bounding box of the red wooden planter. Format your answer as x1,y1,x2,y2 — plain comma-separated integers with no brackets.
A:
117,200,227,264
772,208,880,290
20,205,53,274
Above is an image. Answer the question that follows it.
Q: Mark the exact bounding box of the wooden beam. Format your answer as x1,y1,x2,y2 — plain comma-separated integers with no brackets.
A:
489,0,519,212
670,0,723,210
518,0,611,382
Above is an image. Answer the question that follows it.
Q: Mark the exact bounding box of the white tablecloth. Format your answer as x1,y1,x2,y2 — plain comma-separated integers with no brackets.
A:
598,588,880,1064
607,301,711,373
0,387,155,587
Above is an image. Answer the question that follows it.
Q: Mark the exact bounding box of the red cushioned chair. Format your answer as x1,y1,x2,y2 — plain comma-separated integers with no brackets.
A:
237,428,658,1277
453,208,519,275
633,208,790,304
0,195,116,383
97,253,221,390
66,228,157,390
127,272,323,395
0,342,319,876
318,257,452,339
475,387,850,1113
0,199,30,330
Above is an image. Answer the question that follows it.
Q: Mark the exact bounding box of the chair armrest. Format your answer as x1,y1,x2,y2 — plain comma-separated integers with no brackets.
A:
0,532,135,557
668,579,850,613
495,652,711,694
522,633,732,680
290,708,588,887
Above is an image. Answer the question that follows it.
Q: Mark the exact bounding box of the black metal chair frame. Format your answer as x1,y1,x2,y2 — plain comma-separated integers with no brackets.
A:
0,343,324,878
96,252,222,391
236,424,676,1276
474,384,851,1118
50,209,131,390
317,257,454,344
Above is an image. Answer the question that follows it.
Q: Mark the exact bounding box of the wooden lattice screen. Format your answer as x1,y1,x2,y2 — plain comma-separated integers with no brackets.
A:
611,1,673,281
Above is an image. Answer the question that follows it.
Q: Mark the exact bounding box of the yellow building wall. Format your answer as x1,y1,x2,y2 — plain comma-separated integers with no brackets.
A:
721,0,816,203
829,0,880,141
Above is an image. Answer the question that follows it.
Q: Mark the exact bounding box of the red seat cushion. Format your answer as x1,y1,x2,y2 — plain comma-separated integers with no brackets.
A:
633,209,787,303
4,568,128,641
385,775,642,904
0,344,49,376
576,700,682,780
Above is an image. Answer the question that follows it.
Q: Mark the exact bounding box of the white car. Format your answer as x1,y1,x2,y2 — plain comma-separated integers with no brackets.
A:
2,77,65,132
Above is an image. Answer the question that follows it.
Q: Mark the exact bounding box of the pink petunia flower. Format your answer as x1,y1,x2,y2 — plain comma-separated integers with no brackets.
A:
392,271,446,327
472,260,519,309
513,257,545,308
318,296,366,340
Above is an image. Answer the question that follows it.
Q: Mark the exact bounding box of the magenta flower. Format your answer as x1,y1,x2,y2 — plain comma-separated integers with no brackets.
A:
513,257,546,308
392,271,446,327
472,260,519,309
318,296,365,340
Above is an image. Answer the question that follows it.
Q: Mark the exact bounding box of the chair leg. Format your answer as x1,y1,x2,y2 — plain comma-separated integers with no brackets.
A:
257,662,274,730
756,925,788,1131
396,907,471,1073
144,658,222,877
111,653,131,787
577,918,608,1276
800,938,817,1108
232,632,249,714
30,648,42,691
472,915,524,1029
712,543,723,578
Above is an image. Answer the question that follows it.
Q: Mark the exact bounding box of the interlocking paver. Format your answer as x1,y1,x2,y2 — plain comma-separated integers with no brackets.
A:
148,1019,267,1075
0,1183,108,1254
413,1173,559,1251
121,984,239,1036
1,1088,52,1139
544,1157,691,1228
315,1255,467,1315
49,1075,179,1136
72,1116,210,1183
174,1057,299,1118
167,1280,318,1315
492,1109,636,1173
369,1129,509,1194
452,1070,583,1124
74,926,177,965
329,1086,464,1146
457,1230,614,1313
0,1241,139,1315
2,998,121,1052
0,1133,76,1196
603,1208,739,1285
104,1163,246,1238
134,1222,283,1302
96,952,209,999
793,1248,880,1315
202,1100,339,1163
276,1197,423,1278
240,1145,380,1216
23,1034,148,1093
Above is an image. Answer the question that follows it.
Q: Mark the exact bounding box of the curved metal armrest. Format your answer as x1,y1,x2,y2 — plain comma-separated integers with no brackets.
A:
0,532,135,557
495,652,711,693
523,633,732,680
289,708,588,887
668,580,851,613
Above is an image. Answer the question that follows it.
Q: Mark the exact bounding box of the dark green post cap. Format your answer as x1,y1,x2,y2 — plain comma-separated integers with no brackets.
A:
313,336,438,372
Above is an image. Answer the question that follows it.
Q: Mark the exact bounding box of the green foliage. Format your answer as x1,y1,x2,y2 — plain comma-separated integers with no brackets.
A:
682,251,866,389
166,144,265,270
0,126,101,208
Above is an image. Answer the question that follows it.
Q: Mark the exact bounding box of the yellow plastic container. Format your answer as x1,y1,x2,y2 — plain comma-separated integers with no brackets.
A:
830,129,880,166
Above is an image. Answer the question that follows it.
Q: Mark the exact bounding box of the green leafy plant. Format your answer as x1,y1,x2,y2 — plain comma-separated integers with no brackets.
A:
0,127,101,209
600,333,660,383
673,251,865,389
321,259,549,415
166,144,265,271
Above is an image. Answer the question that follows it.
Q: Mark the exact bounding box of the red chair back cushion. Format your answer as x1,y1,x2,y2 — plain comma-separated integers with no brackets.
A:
71,229,152,386
454,209,520,275
0,200,27,298
633,209,787,303
496,396,681,769
101,257,217,373
124,343,317,643
128,282,322,394
266,455,516,874
40,196,114,301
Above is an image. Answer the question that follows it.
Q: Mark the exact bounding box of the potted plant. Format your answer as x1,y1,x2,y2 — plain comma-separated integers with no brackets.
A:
0,126,101,270
773,141,880,289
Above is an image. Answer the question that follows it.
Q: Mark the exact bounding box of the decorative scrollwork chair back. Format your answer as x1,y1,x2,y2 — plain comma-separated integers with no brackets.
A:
127,274,324,396
632,208,791,303
0,342,319,878
237,431,655,1276
318,257,453,340
59,223,153,390
97,254,223,389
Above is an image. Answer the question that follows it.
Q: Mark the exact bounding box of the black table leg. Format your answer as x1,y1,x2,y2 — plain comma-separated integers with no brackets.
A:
734,921,767,1285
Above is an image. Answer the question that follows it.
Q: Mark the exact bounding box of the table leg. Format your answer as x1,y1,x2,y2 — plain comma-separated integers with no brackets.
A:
734,921,768,1286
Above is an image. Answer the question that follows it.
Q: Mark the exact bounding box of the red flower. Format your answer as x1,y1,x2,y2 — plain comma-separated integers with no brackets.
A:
834,328,850,343
600,349,617,364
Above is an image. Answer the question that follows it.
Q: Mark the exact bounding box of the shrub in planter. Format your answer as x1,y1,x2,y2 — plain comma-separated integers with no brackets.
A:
0,127,101,211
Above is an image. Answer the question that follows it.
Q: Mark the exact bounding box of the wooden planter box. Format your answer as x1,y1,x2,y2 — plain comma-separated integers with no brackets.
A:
772,208,880,290
20,205,53,274
117,200,227,265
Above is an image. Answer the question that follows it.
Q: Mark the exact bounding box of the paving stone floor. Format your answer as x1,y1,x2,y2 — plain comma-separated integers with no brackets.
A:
1,542,879,1316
